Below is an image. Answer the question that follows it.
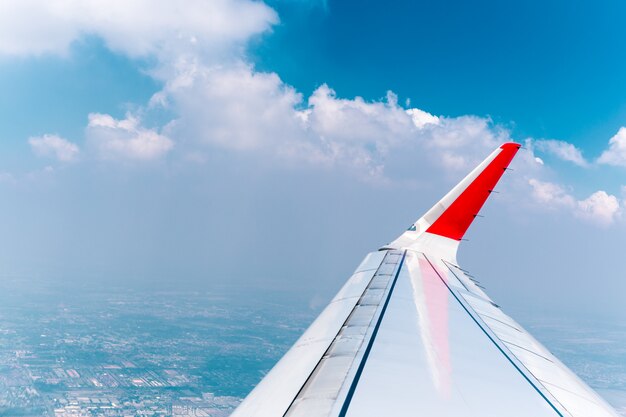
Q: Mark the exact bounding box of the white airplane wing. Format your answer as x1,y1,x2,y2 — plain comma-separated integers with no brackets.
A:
231,143,619,417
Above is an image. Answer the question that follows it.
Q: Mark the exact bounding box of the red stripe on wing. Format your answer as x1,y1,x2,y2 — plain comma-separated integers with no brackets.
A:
425,142,521,241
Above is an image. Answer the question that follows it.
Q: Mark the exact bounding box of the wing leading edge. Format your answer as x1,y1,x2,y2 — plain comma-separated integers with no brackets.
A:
231,143,619,417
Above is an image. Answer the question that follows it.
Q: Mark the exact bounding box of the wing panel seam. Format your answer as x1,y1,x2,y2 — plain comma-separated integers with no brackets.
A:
422,254,569,417
281,250,394,417
337,250,407,417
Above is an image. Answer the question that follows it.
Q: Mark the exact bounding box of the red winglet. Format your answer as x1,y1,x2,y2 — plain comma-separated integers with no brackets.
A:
425,143,521,241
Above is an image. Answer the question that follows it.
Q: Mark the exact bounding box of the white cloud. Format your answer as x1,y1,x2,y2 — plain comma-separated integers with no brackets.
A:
598,127,626,167
534,139,588,167
86,113,173,161
29,134,80,162
306,87,415,146
304,89,513,176
165,64,304,152
0,0,277,63
528,178,576,208
576,191,621,225
161,68,415,178
529,179,621,225
4,0,619,229
0,0,513,179
1,0,510,178
406,108,440,128
157,58,517,180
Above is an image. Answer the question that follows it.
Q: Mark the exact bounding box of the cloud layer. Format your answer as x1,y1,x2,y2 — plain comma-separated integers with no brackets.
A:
0,0,277,60
86,113,173,161
598,127,626,167
529,179,621,226
4,0,624,227
29,134,80,162
534,139,588,167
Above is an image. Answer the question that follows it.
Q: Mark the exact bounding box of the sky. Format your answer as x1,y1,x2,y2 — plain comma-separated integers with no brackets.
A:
0,0,625,322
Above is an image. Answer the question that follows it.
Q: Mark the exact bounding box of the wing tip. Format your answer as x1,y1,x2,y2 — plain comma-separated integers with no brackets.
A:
424,142,521,241
500,142,522,150
384,142,522,255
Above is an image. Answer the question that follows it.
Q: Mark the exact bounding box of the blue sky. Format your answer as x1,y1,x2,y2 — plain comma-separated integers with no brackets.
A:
260,0,626,150
0,0,625,321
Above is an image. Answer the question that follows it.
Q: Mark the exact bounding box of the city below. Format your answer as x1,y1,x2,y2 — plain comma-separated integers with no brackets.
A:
0,277,311,417
0,276,625,416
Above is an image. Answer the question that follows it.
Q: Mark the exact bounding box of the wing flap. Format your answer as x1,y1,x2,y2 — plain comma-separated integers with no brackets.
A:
230,251,387,417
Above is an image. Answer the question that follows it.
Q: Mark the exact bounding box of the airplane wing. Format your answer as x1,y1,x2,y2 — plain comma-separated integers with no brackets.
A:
231,143,620,417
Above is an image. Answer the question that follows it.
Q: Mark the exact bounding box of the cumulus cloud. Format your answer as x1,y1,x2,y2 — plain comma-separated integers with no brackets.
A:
86,113,173,161
534,139,588,167
3,0,620,228
162,66,419,178
406,108,440,128
528,179,621,225
158,58,517,180
29,134,80,162
598,127,626,167
0,0,277,63
577,191,621,225
165,64,305,152
0,0,513,179
306,87,414,145
528,179,576,208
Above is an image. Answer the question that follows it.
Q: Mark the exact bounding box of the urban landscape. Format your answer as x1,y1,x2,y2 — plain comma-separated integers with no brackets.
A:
1,274,626,416
0,276,312,417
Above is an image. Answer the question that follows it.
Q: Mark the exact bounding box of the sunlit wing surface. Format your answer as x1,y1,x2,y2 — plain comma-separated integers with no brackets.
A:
231,143,620,417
